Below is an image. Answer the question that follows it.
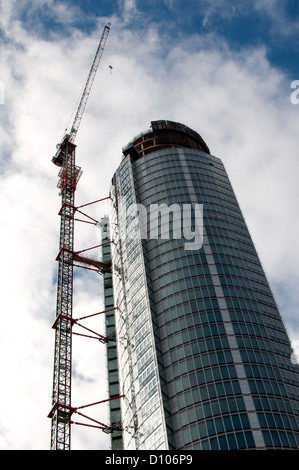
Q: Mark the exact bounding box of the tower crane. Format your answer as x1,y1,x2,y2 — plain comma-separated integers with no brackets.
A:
49,23,111,451
52,22,111,166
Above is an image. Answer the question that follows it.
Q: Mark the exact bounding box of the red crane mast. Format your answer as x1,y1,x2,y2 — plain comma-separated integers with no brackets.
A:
49,23,111,451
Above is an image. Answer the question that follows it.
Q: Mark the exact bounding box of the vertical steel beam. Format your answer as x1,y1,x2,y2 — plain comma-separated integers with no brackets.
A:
50,142,81,450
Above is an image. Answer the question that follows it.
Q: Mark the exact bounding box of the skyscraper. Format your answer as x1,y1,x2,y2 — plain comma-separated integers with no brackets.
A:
102,120,299,450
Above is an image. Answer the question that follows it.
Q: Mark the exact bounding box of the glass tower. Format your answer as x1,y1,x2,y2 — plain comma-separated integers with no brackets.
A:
103,120,299,450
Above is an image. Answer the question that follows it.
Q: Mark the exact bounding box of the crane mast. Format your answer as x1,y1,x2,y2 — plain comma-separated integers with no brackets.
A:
49,23,111,450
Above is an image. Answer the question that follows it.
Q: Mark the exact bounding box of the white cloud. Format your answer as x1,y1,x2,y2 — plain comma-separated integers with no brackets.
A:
200,0,243,27
252,0,299,38
119,0,139,24
194,0,299,44
0,2,298,450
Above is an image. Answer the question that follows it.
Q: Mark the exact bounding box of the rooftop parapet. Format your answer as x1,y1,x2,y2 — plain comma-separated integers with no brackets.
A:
122,120,210,160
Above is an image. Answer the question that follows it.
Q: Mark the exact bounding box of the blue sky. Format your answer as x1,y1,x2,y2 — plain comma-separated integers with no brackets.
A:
9,0,299,77
0,0,298,451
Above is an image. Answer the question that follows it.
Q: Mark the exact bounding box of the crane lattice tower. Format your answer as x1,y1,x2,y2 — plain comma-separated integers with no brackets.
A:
48,23,111,450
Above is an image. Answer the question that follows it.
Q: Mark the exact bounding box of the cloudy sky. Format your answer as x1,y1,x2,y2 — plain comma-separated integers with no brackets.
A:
0,0,298,450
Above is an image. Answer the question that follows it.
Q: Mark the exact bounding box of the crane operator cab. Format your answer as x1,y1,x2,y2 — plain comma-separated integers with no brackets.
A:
52,134,71,166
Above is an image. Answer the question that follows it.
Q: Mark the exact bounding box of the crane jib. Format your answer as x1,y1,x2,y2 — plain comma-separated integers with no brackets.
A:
69,23,111,143
52,23,111,166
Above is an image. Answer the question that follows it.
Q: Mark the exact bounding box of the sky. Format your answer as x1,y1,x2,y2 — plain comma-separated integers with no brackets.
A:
0,0,298,450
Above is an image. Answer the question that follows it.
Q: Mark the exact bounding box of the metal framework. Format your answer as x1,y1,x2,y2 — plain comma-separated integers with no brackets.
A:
50,142,81,450
52,23,111,167
49,143,120,449
68,22,111,145
49,23,117,450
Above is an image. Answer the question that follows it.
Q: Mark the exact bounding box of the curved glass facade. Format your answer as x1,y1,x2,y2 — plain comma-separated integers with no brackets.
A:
107,121,299,450
109,155,168,450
